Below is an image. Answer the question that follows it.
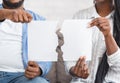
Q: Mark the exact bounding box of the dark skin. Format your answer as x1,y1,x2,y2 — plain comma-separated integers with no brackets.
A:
90,17,118,55
0,8,32,22
70,56,89,79
25,61,42,79
95,0,114,17
70,0,114,79
0,0,42,79
0,0,32,22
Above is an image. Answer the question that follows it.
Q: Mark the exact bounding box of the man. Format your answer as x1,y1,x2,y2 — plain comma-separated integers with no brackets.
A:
65,0,120,83
0,0,52,83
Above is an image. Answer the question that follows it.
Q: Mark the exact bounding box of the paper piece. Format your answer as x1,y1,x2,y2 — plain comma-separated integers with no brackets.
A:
28,21,58,61
61,20,92,61
28,20,92,62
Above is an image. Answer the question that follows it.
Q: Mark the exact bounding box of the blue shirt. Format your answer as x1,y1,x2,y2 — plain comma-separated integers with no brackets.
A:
0,4,52,77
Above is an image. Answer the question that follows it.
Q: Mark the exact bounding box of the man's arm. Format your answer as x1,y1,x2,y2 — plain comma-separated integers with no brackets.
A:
23,10,52,78
37,62,52,77
0,8,32,22
25,61,52,79
25,61,41,79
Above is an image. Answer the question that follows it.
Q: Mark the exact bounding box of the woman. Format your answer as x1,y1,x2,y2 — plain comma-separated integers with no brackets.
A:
65,0,120,83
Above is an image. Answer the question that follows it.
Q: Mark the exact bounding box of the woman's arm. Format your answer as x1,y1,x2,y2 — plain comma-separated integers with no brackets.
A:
90,17,118,55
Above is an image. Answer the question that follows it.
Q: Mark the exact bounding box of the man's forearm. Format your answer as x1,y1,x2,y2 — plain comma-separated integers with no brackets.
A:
105,33,118,55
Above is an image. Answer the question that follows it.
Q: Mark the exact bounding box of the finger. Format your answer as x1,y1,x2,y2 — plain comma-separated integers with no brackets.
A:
83,64,88,71
18,14,24,22
80,64,89,79
99,22,109,27
98,24,110,31
84,70,89,79
28,61,38,67
91,18,98,23
78,56,86,77
26,12,32,22
75,56,83,67
80,56,86,70
84,64,89,75
25,72,35,79
90,18,108,27
12,13,19,22
97,19,109,24
25,74,34,79
90,18,99,27
27,66,40,74
25,70,37,77
98,22,108,27
22,13,29,22
8,10,19,22
74,57,83,75
85,69,89,75
83,64,89,75
28,15,32,22
82,72,89,79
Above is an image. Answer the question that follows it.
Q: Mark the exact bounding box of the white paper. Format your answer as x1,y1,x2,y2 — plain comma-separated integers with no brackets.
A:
28,21,58,61
61,20,92,61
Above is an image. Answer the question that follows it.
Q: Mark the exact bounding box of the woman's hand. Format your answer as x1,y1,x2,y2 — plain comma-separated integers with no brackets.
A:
90,17,111,37
70,56,89,79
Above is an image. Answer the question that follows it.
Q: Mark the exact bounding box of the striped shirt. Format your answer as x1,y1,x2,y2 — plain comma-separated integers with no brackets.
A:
65,5,120,83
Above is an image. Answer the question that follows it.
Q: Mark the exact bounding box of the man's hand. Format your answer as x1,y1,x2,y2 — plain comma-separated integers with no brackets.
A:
70,56,89,79
3,8,32,23
25,61,42,79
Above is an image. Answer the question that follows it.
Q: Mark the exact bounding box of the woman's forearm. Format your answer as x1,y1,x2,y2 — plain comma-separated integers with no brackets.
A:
105,33,118,55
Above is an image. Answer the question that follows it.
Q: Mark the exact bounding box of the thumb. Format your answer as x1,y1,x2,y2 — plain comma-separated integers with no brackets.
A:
28,61,38,67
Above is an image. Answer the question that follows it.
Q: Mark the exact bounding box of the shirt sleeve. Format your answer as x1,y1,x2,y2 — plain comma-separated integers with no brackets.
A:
38,62,52,77
64,61,76,74
104,48,120,83
26,10,52,77
107,48,120,67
